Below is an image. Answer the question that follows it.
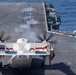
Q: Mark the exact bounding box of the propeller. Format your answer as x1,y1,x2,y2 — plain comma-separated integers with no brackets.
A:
36,31,57,44
0,31,11,42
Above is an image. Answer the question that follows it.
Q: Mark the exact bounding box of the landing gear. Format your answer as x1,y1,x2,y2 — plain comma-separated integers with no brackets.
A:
0,61,2,67
41,61,44,68
42,55,47,68
31,57,46,68
49,51,55,65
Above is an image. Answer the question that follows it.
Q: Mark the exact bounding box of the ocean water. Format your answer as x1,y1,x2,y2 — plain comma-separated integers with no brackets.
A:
0,0,76,32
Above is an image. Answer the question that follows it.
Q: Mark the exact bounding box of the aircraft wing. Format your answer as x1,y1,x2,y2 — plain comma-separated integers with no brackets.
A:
0,43,50,55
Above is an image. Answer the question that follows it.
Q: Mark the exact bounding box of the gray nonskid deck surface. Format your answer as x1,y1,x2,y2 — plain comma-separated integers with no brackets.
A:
0,2,46,42
0,2,76,75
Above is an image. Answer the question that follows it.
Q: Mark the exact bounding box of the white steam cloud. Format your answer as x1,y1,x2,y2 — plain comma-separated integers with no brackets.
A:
19,24,30,29
26,18,39,25
21,7,34,12
23,16,33,20
15,7,40,42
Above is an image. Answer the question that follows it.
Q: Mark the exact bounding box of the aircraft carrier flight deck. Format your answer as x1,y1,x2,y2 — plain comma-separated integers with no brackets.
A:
0,2,76,75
